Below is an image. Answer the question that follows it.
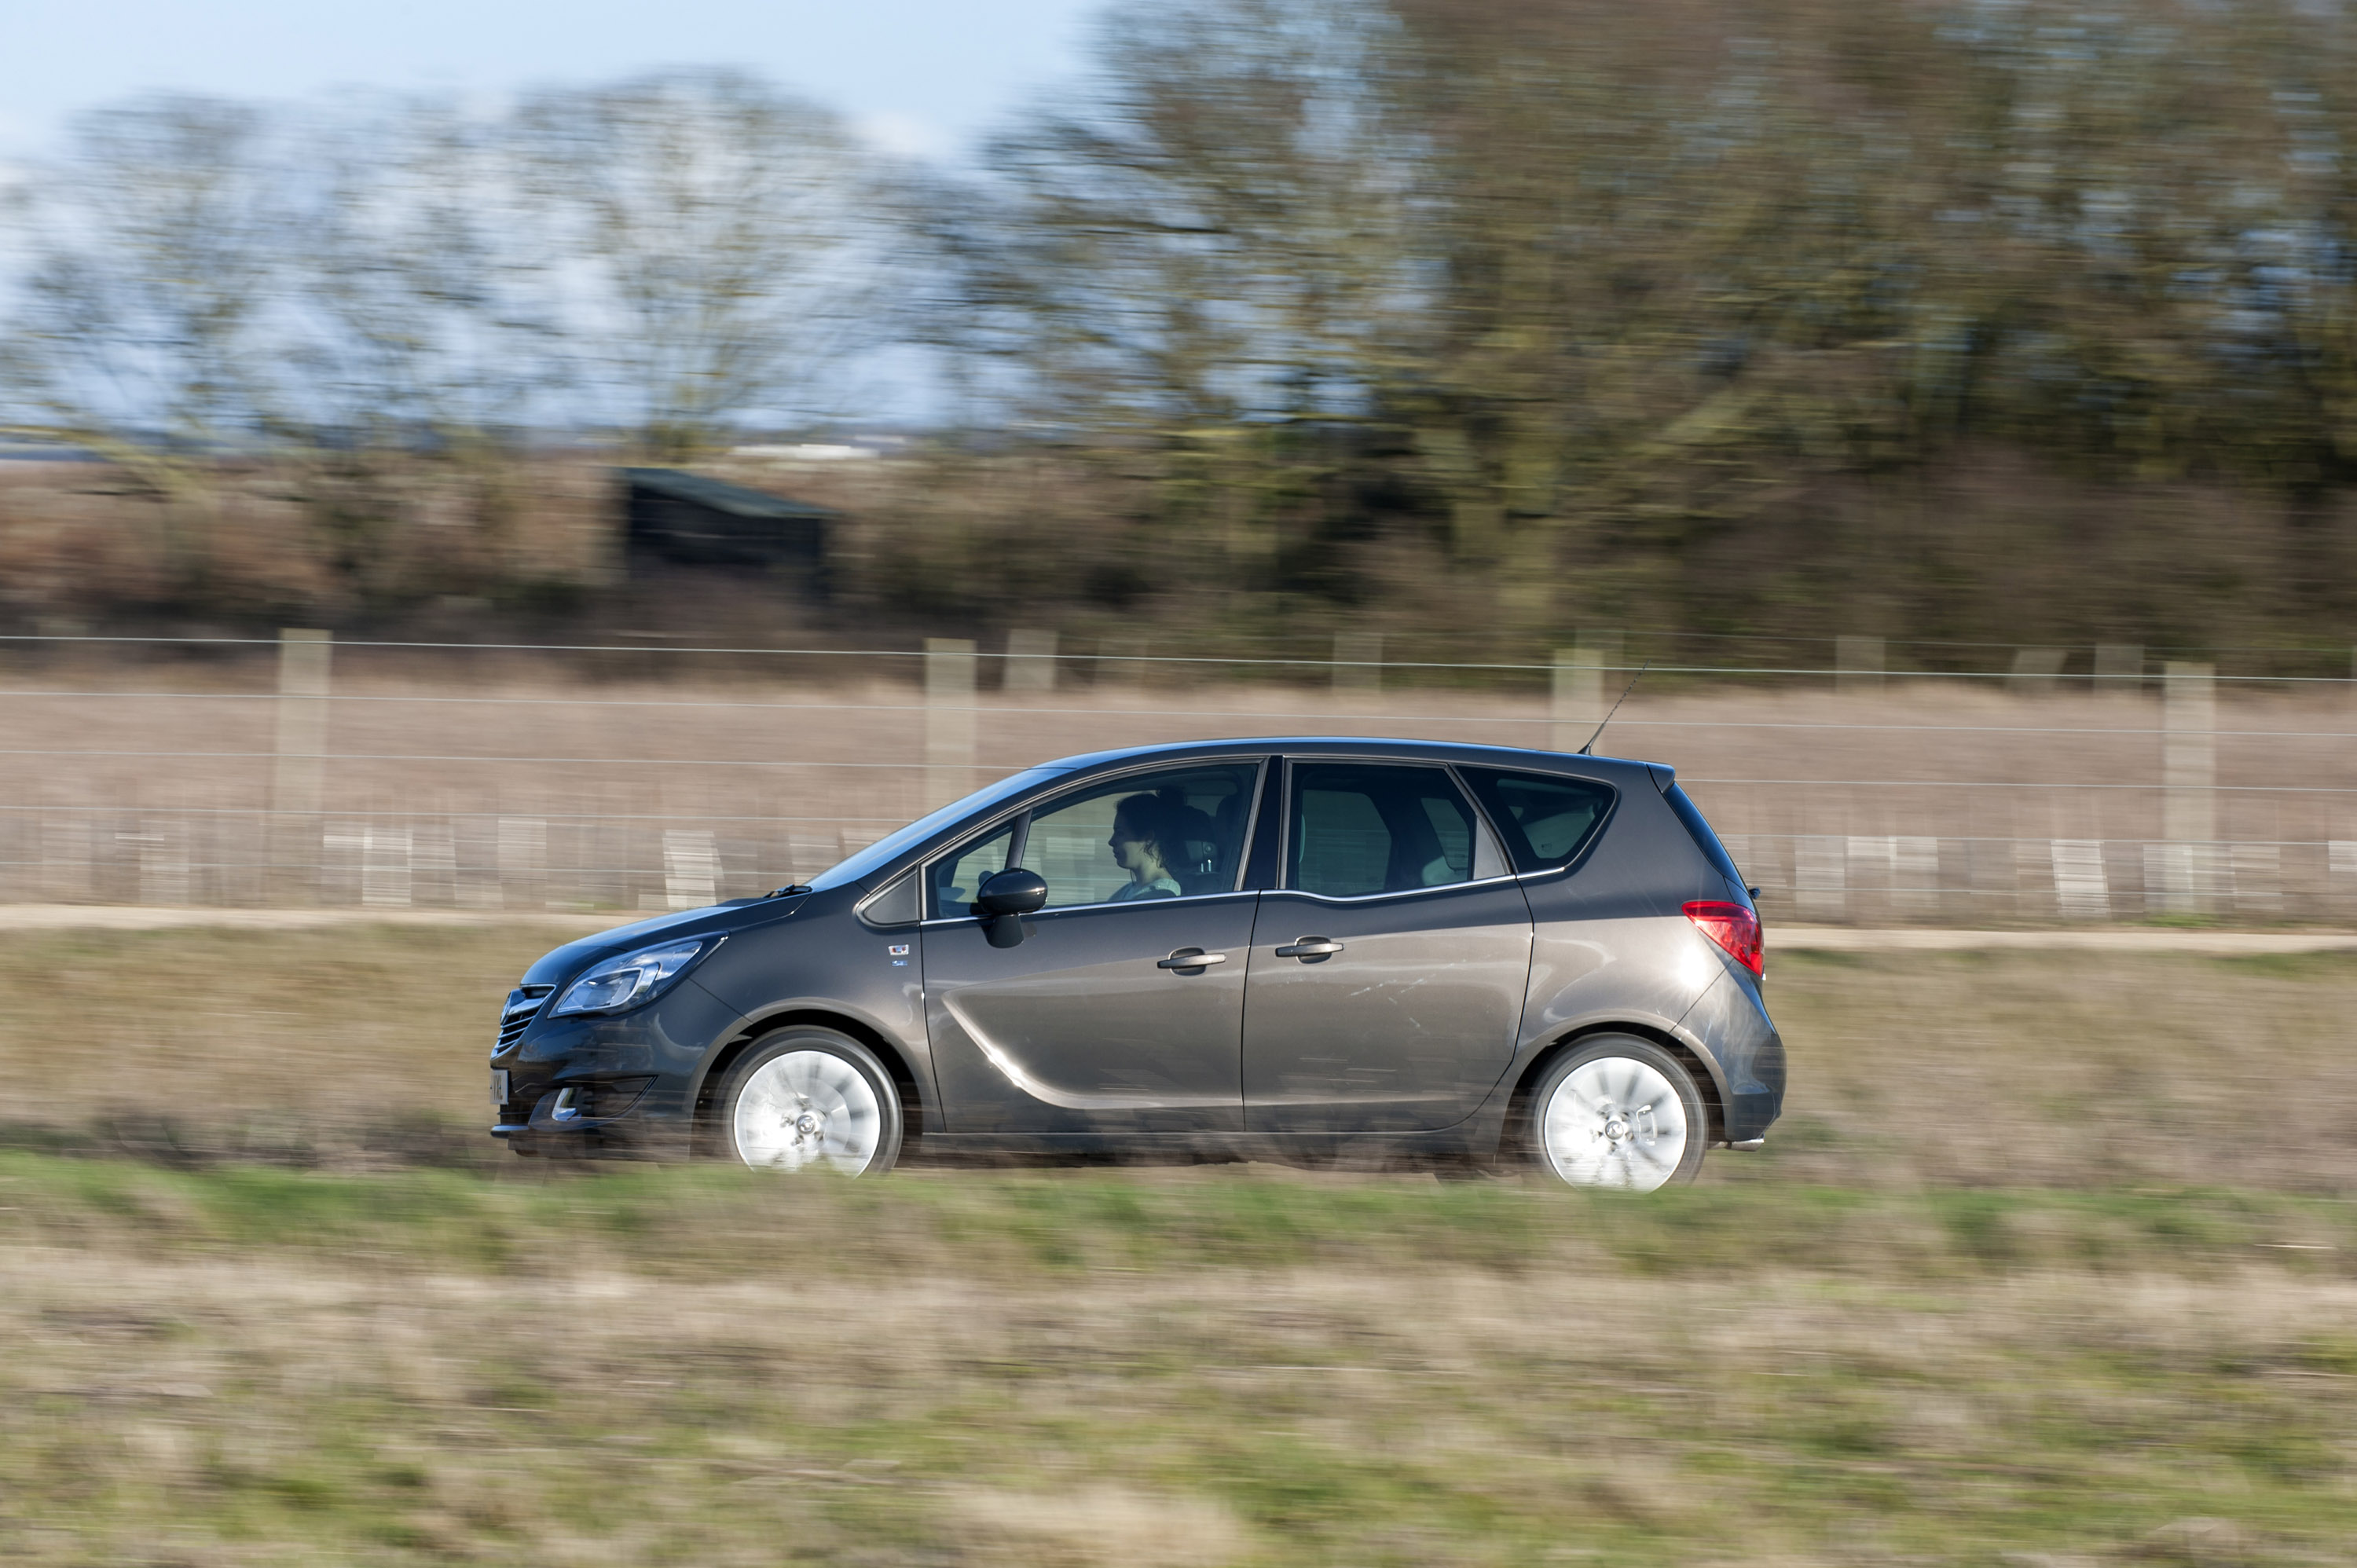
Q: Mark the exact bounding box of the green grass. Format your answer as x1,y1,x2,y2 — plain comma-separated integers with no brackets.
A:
5,929,2357,1563
3,1157,2356,1564
8,1152,2356,1280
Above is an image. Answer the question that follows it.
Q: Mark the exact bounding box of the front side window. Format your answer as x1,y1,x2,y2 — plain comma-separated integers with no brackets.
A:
1286,762,1490,899
1458,768,1616,874
926,825,1015,919
923,761,1262,918
1021,763,1259,908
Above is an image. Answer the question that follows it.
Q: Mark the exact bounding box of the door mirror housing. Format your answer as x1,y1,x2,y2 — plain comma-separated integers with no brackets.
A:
974,868,1048,916
974,867,1048,947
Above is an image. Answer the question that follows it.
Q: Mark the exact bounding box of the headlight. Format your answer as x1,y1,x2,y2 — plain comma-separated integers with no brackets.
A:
549,937,718,1017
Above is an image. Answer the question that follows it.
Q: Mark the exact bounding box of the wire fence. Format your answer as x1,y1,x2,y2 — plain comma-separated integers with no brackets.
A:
4,630,2355,925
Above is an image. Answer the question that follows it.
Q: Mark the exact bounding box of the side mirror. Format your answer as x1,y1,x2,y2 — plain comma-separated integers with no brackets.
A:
975,868,1048,916
974,867,1047,947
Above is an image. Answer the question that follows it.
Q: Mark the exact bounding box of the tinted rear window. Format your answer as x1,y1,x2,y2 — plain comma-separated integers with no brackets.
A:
1665,783,1747,890
1288,762,1486,897
1456,768,1615,873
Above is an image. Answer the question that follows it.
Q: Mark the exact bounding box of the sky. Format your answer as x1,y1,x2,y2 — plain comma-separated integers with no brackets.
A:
0,0,1107,165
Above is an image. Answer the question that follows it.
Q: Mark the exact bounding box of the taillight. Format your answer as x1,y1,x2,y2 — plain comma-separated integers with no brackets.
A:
1684,900,1763,977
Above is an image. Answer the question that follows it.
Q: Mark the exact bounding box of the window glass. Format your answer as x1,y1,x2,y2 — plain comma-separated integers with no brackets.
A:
1457,768,1616,873
1288,763,1485,898
926,825,1014,918
808,765,1066,892
1021,764,1259,908
860,870,921,927
1421,795,1473,881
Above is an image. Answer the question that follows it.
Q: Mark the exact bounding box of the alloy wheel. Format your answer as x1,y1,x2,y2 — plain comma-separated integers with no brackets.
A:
730,1049,885,1173
1539,1053,1692,1191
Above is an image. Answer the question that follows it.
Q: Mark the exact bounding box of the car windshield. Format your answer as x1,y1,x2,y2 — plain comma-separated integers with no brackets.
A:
805,767,1070,892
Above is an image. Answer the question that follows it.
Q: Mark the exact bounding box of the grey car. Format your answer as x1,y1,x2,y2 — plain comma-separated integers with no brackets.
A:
489,738,1783,1190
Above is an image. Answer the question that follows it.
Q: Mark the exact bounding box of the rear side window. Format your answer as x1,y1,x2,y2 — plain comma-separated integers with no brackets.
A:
1457,768,1615,874
1288,762,1487,897
1665,783,1747,890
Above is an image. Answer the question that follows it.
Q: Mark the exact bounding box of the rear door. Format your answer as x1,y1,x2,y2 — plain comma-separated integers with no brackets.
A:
1241,760,1533,1132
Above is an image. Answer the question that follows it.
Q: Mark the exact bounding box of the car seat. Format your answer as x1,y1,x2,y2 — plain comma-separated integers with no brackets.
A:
1376,785,1457,893
1157,787,1228,897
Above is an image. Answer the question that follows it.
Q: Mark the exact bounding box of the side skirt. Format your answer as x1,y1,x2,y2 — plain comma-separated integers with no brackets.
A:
906,1129,1493,1167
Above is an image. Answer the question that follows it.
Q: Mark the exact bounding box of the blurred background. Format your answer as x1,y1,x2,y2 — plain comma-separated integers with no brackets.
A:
4,4,2357,1565
3,0,2357,658
0,0,2355,918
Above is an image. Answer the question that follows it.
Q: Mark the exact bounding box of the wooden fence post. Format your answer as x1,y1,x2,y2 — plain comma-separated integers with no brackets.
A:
925,638,978,809
2161,661,2216,912
269,628,332,903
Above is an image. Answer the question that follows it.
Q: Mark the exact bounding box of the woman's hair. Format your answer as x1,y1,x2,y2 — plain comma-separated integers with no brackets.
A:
1113,793,1182,875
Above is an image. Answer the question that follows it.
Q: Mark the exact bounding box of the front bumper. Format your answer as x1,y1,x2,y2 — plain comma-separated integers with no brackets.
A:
489,976,741,1160
492,1075,677,1159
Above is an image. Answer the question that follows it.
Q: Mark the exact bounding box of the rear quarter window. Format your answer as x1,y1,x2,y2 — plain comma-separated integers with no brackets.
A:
1456,768,1616,874
1664,783,1748,890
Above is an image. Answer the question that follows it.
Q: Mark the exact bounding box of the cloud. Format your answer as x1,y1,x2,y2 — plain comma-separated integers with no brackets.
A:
851,111,955,163
0,108,36,162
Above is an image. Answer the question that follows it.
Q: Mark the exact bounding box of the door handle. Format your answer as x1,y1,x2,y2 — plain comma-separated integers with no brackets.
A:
1274,937,1345,959
1157,947,1228,970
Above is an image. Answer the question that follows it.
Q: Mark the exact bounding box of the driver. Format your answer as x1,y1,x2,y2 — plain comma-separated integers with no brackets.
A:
1106,793,1184,901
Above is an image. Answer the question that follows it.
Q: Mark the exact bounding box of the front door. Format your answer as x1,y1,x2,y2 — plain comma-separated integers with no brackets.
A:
922,760,1264,1134
1242,760,1534,1132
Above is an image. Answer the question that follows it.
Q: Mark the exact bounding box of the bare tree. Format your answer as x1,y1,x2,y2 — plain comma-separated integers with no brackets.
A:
513,70,879,457
301,99,566,446
957,0,1424,434
3,97,298,466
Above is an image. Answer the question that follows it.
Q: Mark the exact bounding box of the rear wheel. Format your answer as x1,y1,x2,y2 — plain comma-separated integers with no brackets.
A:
1528,1035,1706,1191
718,1028,904,1175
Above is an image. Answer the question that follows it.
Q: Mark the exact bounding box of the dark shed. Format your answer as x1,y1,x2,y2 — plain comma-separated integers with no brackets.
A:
619,467,838,591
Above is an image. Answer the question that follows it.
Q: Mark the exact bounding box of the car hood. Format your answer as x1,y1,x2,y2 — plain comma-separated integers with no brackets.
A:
519,894,809,991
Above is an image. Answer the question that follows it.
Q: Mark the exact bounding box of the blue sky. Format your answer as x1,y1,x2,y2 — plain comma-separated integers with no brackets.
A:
0,0,1107,163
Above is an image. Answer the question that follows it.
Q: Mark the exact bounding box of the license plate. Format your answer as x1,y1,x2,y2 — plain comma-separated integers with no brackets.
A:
490,1069,510,1107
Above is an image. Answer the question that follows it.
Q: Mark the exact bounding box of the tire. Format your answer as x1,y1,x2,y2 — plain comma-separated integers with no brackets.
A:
716,1028,904,1175
1527,1035,1706,1192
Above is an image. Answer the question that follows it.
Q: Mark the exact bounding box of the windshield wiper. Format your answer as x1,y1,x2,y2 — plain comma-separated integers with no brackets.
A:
766,883,813,899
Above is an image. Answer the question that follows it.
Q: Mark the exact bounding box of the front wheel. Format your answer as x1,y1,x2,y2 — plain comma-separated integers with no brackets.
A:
1528,1035,1706,1191
717,1028,904,1175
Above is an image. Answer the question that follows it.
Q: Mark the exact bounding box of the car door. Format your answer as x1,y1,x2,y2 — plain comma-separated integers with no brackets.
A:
922,760,1266,1134
1242,759,1534,1132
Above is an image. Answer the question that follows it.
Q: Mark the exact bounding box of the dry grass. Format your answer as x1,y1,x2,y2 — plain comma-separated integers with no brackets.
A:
1757,947,2357,1192
2,924,2352,1191
2,927,2355,1563
0,924,574,1167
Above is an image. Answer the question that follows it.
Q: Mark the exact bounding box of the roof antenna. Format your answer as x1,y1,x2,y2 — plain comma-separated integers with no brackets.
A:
1578,659,1651,755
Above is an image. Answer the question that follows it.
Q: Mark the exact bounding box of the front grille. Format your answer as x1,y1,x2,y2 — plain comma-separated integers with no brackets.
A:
493,984,555,1057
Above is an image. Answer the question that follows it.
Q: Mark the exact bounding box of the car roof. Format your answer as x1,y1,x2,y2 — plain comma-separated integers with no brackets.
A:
1036,735,1666,790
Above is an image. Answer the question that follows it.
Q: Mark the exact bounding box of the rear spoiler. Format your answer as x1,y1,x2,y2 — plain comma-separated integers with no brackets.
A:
1648,764,1675,794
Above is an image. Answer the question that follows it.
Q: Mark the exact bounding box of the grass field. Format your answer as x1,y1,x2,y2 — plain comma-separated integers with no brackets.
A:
3,927,2355,1563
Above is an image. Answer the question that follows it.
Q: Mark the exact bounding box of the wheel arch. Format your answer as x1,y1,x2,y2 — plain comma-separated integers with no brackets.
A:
1500,1021,1728,1163
690,1008,926,1159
